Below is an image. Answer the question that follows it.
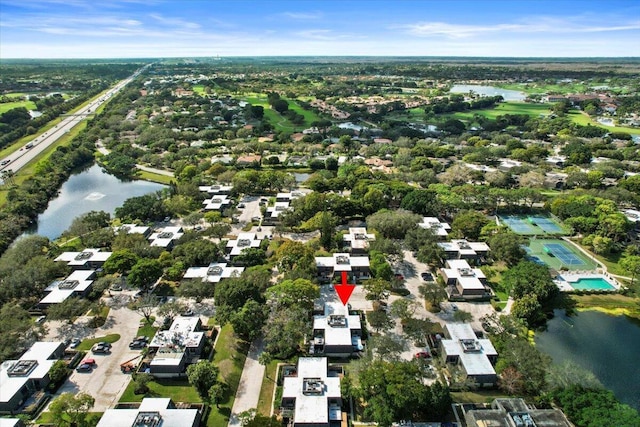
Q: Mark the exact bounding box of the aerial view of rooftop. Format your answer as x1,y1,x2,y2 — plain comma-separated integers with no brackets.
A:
1,1,640,427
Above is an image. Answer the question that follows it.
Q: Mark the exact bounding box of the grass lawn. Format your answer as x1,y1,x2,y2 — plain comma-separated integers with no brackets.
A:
567,110,640,135
36,411,103,425
495,82,590,95
0,100,37,113
89,305,110,318
192,84,207,96
447,102,551,122
76,334,121,351
244,94,318,132
136,170,175,185
137,318,159,340
120,378,202,403
452,390,511,404
286,99,321,126
206,324,250,426
257,360,279,416
0,121,86,208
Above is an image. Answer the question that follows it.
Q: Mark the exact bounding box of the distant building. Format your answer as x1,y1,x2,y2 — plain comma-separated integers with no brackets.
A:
343,227,375,254
114,223,151,237
441,323,497,387
149,226,184,249
225,232,263,257
0,342,65,413
38,270,96,308
280,357,343,427
312,302,363,357
622,209,640,231
461,398,572,427
276,191,305,203
418,217,451,239
438,239,489,261
183,263,244,283
202,194,231,211
147,317,205,377
96,398,201,427
54,248,112,270
441,259,490,299
315,253,370,281
198,184,232,195
265,201,292,223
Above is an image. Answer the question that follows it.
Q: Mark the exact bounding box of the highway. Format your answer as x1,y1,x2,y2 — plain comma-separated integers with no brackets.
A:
0,65,148,174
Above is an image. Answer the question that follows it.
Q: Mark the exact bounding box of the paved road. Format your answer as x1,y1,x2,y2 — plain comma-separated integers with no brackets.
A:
46,306,144,411
228,338,266,427
0,65,148,174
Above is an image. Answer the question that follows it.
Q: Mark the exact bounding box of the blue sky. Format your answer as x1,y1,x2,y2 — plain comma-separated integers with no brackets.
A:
1,0,639,58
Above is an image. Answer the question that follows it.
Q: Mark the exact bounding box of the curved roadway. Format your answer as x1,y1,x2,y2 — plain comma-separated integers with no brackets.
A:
0,65,148,174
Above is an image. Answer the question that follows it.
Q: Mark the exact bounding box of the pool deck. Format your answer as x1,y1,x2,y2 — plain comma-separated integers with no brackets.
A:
554,273,620,292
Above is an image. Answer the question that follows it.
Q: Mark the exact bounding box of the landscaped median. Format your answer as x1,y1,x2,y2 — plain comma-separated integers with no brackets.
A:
76,334,120,351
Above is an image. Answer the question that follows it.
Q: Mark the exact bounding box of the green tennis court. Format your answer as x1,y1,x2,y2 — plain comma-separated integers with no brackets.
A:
526,239,597,271
500,214,568,235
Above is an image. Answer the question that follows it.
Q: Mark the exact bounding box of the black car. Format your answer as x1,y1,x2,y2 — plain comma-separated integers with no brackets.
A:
421,272,434,281
76,363,93,372
129,340,147,349
92,344,110,354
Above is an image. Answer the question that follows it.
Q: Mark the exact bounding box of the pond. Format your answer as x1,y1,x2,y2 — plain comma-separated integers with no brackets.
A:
535,310,640,411
22,164,166,240
450,84,527,102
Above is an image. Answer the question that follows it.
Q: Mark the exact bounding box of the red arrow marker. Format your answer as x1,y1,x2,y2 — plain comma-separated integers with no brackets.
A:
335,271,356,306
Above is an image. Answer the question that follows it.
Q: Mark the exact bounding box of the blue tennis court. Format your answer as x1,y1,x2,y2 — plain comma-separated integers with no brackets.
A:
544,243,586,265
500,215,537,234
529,215,565,234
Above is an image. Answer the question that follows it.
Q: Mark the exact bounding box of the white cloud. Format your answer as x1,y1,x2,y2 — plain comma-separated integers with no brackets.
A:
281,11,323,20
398,17,640,38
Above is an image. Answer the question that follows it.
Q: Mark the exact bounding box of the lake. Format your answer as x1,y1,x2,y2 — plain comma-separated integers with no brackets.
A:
535,310,640,411
450,84,527,102
23,164,166,240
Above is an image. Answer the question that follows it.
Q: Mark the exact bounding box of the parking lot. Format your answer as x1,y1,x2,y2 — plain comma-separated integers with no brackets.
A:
48,307,144,411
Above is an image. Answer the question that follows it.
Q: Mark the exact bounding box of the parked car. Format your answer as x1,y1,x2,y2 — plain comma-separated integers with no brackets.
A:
76,363,93,372
420,272,433,281
181,308,194,317
92,344,110,354
0,159,10,166
97,341,112,348
451,304,459,311
238,203,245,208
414,351,431,359
129,340,147,349
110,284,122,291
394,273,405,281
69,338,81,349
35,315,46,324
83,358,96,366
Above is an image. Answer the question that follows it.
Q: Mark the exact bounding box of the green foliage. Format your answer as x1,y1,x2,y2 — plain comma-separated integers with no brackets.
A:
186,361,220,401
0,303,44,361
128,258,163,290
171,238,221,267
552,385,640,427
362,277,392,301
233,247,266,267
214,269,268,324
357,360,452,426
230,299,267,342
369,250,393,280
400,188,441,216
103,249,140,274
176,279,214,302
46,297,92,321
48,360,69,385
116,192,169,222
263,306,309,359
488,231,527,266
265,278,319,312
495,337,550,395
451,210,489,240
367,309,394,333
48,392,95,427
367,209,421,239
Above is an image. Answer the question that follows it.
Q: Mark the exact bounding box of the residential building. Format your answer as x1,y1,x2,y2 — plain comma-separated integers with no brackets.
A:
198,184,232,195
441,259,490,299
226,232,263,257
38,270,96,308
114,223,151,237
149,227,184,249
202,194,231,211
622,209,640,231
265,201,292,223
438,239,489,261
418,217,451,239
54,248,112,270
147,317,205,377
440,323,497,387
96,398,201,427
0,342,65,413
276,191,305,203
312,302,363,357
315,253,370,281
0,419,24,427
343,227,375,254
461,398,572,427
183,263,244,283
280,357,343,427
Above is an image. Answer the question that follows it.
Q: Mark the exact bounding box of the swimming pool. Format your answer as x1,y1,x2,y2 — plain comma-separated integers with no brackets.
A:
567,277,616,291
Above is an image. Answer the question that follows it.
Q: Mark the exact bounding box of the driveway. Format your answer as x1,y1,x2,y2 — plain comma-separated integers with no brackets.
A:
48,307,144,411
237,197,262,224
228,338,266,427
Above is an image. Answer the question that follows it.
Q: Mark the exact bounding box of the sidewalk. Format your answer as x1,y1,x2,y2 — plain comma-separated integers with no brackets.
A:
228,337,266,427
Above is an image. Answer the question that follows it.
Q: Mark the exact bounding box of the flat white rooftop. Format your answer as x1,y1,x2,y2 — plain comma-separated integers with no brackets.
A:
149,227,184,247
313,302,362,348
40,269,95,305
183,263,244,283
315,253,370,271
226,232,262,256
96,398,199,427
443,323,497,377
418,217,451,236
343,227,375,250
55,248,112,267
115,223,150,235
